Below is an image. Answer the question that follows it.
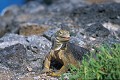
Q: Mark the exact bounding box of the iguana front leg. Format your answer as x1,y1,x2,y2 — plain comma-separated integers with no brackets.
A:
41,50,54,73
58,50,64,59
48,54,69,76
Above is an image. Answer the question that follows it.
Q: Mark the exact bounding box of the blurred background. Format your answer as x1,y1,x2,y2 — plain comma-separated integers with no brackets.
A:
0,0,25,13
0,0,118,13
0,0,54,13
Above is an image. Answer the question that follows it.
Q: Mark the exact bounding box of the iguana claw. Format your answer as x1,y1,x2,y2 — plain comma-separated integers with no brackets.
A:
48,72,61,77
41,68,52,73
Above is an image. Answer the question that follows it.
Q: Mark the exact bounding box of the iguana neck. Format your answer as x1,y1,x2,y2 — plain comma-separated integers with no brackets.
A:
52,38,67,51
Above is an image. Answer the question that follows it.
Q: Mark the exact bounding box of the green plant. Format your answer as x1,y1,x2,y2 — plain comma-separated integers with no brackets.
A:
60,43,120,80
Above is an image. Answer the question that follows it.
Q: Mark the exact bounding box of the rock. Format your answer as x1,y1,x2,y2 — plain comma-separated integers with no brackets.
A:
70,36,87,48
0,34,28,49
19,23,49,36
14,14,34,23
17,72,34,80
17,72,59,80
0,33,51,72
69,3,120,49
0,69,15,80
103,22,120,39
0,5,22,34
85,23,110,37
12,13,54,34
26,35,51,71
103,22,120,32
117,31,120,38
0,43,27,73
0,33,52,79
21,1,45,14
0,20,7,37
47,0,86,13
0,17,16,35
71,3,120,26
43,28,61,40
0,16,16,34
85,0,114,4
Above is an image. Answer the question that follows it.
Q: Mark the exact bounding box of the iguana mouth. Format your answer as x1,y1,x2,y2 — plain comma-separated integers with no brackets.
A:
61,36,70,40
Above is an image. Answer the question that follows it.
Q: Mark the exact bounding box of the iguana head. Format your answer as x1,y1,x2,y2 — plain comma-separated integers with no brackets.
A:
55,30,70,42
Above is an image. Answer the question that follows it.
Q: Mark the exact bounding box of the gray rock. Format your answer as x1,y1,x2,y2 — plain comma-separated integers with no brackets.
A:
0,68,15,80
0,33,51,72
70,36,87,48
18,23,49,36
0,16,15,34
71,3,120,26
85,23,110,37
26,35,51,71
0,34,28,49
0,20,7,38
21,1,46,14
0,43,27,73
47,0,86,13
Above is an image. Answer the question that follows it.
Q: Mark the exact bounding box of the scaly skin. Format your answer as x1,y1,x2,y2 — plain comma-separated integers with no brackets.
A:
42,30,80,77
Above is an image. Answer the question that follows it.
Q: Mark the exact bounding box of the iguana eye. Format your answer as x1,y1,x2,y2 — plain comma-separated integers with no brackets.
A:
59,31,62,34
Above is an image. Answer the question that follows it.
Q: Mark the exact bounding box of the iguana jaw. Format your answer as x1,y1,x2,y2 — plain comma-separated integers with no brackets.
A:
56,36,70,42
60,36,70,41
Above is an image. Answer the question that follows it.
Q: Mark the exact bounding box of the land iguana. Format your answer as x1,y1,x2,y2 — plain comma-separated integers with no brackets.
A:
42,29,89,77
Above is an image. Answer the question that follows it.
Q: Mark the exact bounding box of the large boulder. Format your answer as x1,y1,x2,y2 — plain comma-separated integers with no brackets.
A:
0,33,51,72
0,43,27,73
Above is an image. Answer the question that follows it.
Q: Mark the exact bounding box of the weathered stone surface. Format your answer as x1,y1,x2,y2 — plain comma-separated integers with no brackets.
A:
0,33,51,72
19,23,49,36
71,3,120,26
85,23,110,37
85,0,114,4
0,11,17,37
26,35,51,71
43,28,61,40
21,1,46,14
0,69,15,80
0,20,7,38
0,33,52,79
0,43,27,73
0,34,28,49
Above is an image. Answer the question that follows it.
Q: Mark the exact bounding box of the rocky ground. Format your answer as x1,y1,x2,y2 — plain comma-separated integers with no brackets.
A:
0,0,120,80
